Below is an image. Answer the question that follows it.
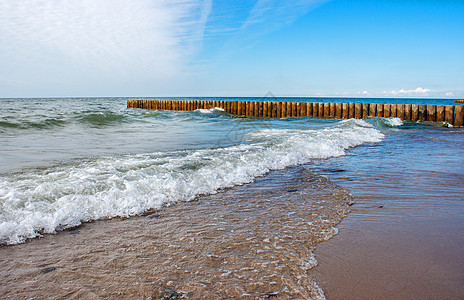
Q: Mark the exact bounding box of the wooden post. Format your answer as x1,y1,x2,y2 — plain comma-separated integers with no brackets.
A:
228,101,234,114
306,102,312,117
349,103,355,118
342,103,349,119
291,102,297,117
276,102,281,118
323,103,329,117
318,103,324,117
269,102,274,118
391,104,397,118
362,103,369,119
418,105,427,122
329,103,336,117
281,101,286,117
300,102,307,117
262,101,268,118
411,105,419,121
295,102,300,117
355,103,362,119
396,104,404,120
369,103,376,117
427,105,436,122
335,103,342,119
455,105,463,127
377,104,384,117
404,104,411,120
397,104,405,120
436,105,445,122
445,106,454,125
269,101,274,118
311,103,318,117
384,104,391,118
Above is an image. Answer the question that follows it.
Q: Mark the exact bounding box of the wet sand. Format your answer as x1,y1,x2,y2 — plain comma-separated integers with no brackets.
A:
312,128,464,299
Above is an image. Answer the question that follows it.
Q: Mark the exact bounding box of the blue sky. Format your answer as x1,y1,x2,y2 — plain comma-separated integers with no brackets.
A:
1,0,463,98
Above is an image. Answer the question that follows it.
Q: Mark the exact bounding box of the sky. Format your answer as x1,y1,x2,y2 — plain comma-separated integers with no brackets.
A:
1,0,463,98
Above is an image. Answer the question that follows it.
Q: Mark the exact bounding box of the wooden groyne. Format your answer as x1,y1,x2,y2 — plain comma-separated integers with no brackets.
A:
127,100,464,127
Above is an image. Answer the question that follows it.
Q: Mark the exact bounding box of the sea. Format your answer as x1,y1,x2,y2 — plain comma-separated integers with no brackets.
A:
0,97,463,299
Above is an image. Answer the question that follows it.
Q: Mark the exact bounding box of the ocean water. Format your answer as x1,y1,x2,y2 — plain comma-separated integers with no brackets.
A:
0,97,462,298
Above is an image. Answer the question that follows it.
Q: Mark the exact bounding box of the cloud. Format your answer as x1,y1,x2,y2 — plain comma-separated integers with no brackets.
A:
243,0,328,31
383,87,432,97
356,91,370,96
0,0,211,95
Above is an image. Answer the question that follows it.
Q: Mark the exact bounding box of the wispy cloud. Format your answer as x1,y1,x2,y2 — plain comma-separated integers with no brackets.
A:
376,87,459,98
243,0,328,31
383,87,432,97
0,0,211,96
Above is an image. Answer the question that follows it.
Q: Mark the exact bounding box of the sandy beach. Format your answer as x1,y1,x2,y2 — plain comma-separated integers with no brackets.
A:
312,127,464,299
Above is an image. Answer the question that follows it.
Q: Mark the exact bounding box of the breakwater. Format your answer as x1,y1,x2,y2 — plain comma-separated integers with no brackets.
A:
127,100,464,127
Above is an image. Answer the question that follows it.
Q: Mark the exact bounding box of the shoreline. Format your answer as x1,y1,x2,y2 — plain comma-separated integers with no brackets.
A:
310,127,464,299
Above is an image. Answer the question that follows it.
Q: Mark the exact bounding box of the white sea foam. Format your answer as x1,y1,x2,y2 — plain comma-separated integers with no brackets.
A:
195,107,225,114
0,119,384,245
385,117,403,127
